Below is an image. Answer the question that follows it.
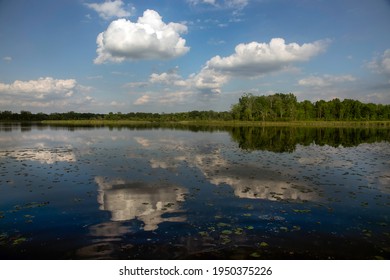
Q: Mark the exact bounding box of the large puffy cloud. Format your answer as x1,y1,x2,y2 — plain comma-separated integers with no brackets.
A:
86,0,133,20
130,37,329,106
147,38,328,95
94,10,189,64
206,38,329,77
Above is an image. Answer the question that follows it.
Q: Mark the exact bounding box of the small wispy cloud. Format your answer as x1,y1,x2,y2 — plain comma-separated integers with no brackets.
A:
85,0,134,20
298,74,357,87
188,0,249,9
368,49,390,76
134,95,151,105
3,56,12,62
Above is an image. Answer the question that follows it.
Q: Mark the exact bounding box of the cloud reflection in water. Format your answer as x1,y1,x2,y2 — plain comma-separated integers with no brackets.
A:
95,177,188,231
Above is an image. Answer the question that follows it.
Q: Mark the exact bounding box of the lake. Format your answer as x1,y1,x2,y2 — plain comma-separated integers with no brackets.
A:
0,123,389,259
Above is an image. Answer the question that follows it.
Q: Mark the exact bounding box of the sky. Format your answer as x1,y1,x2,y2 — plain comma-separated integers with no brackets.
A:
0,0,390,113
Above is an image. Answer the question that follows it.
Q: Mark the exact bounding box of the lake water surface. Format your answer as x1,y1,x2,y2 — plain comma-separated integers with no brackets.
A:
0,123,389,259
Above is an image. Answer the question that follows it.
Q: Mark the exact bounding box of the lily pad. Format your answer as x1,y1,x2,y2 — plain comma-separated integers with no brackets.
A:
220,236,231,244
250,252,261,258
259,242,269,247
217,222,230,228
207,226,216,232
12,237,27,246
292,225,301,231
280,226,289,232
221,230,232,235
293,209,311,213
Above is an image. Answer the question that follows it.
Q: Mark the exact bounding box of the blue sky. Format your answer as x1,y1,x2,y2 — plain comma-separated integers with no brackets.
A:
0,0,389,113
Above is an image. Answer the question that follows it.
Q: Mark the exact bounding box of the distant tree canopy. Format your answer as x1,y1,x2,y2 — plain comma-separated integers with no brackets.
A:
0,109,232,122
231,93,390,121
1,93,390,122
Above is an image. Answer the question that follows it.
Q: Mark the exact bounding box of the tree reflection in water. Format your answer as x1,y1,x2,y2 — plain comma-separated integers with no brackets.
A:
229,126,390,152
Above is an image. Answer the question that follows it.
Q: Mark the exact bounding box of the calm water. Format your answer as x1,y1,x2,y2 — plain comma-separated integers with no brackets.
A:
0,123,389,259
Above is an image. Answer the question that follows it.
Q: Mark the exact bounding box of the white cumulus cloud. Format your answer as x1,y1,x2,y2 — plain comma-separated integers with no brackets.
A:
149,67,187,87
134,95,151,105
86,0,133,20
94,9,189,64
149,67,228,94
0,77,93,111
188,68,229,94
298,74,356,87
206,38,329,77
132,38,329,99
0,77,77,98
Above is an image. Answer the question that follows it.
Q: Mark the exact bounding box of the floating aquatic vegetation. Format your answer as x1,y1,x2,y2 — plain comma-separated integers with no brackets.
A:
0,233,8,246
217,222,230,228
259,242,269,247
292,225,301,231
12,236,27,246
292,209,311,213
220,235,231,245
11,201,49,212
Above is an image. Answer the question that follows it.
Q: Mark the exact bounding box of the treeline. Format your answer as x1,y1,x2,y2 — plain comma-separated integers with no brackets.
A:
1,93,390,122
231,93,390,121
0,110,233,122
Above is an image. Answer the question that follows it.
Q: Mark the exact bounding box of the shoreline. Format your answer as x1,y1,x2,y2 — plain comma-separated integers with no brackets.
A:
38,119,390,127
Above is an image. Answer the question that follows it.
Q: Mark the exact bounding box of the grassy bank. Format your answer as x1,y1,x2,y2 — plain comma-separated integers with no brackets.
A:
40,119,390,127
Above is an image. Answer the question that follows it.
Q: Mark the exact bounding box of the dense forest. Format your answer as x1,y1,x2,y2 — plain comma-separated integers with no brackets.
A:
231,93,390,121
1,93,390,122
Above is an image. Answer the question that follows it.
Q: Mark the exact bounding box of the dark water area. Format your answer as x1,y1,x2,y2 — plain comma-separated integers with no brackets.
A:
0,123,389,259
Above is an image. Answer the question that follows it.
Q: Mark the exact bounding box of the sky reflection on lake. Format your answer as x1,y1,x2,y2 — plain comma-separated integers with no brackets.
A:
0,124,389,259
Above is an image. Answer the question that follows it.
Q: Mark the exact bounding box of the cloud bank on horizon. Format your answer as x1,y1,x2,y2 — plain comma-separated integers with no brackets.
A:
0,0,389,113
